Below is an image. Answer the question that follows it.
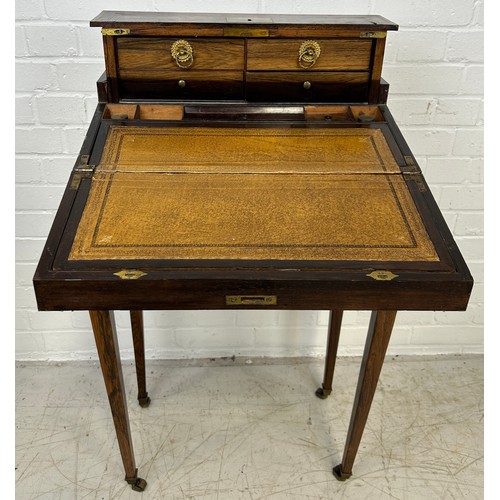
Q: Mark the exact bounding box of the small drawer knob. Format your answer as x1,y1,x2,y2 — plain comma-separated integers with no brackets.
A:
178,79,186,88
303,81,312,90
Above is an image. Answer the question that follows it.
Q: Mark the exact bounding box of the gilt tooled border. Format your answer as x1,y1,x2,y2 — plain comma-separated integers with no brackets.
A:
78,126,434,257
98,126,391,172
88,172,420,251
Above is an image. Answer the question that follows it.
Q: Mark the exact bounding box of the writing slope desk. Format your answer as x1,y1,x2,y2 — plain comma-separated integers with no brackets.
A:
33,12,473,491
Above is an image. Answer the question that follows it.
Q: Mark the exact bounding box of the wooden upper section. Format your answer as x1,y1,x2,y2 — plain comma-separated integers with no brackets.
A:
91,11,398,104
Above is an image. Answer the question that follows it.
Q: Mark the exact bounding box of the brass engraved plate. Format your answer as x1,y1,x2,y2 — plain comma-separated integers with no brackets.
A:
113,269,147,280
223,28,269,37
366,270,399,281
226,295,277,305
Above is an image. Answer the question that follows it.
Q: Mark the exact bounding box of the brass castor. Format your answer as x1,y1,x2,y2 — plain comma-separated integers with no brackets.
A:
315,386,332,399
138,394,151,407
332,464,352,481
126,476,147,492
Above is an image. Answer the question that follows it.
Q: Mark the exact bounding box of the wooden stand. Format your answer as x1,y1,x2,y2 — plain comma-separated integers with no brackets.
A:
90,308,398,488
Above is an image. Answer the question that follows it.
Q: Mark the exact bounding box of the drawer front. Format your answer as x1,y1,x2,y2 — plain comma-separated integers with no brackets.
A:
119,70,244,100
117,37,245,71
246,72,370,102
247,39,372,71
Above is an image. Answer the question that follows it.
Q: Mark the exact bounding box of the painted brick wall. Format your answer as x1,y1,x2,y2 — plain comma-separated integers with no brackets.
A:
15,0,484,360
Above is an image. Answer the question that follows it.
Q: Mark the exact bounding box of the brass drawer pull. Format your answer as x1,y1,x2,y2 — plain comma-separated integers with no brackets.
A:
171,39,194,68
302,81,312,90
298,40,321,69
178,79,186,88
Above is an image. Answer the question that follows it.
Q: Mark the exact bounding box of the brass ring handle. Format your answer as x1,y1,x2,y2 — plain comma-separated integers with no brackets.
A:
171,39,194,69
298,40,321,69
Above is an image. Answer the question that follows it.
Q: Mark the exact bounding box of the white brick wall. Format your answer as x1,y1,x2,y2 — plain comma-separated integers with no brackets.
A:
15,0,484,360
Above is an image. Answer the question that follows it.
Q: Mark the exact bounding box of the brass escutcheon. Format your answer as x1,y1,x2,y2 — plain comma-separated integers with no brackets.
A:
226,295,277,305
114,269,147,280
171,39,194,68
366,270,399,281
298,40,321,69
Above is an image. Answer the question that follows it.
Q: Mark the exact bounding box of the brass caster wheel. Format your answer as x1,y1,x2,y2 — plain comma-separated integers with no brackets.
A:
138,394,151,407
315,386,332,399
126,476,147,492
131,477,147,492
332,464,352,481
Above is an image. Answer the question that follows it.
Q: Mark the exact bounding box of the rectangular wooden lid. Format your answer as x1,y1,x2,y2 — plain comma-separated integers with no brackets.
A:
91,11,398,30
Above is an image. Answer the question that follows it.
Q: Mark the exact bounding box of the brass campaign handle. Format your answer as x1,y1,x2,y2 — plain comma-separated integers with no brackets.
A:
171,39,194,68
298,40,321,69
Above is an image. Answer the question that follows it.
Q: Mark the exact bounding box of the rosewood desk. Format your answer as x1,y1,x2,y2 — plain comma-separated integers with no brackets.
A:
33,12,473,492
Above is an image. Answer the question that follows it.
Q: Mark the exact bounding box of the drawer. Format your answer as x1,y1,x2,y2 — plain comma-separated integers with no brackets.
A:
117,37,245,70
119,70,244,100
247,39,372,71
246,72,370,102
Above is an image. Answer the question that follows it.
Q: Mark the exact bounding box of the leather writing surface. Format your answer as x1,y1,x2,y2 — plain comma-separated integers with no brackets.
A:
95,126,401,174
69,125,438,262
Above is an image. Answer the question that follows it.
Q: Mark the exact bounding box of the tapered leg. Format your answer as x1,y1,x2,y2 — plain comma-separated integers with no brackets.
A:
130,310,150,407
90,310,147,492
333,310,397,481
315,310,343,399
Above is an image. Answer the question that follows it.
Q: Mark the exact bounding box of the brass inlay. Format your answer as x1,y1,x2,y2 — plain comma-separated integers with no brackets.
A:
299,40,321,69
366,270,399,281
223,28,269,37
359,31,386,38
101,28,130,36
226,295,277,305
171,40,194,69
113,269,147,280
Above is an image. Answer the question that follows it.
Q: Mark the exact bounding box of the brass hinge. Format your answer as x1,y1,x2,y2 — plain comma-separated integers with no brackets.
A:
101,28,130,36
70,154,96,190
404,155,419,173
403,155,426,191
408,174,427,192
360,31,386,38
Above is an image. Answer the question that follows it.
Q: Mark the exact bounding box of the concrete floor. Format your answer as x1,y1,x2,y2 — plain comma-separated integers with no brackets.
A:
15,355,483,499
